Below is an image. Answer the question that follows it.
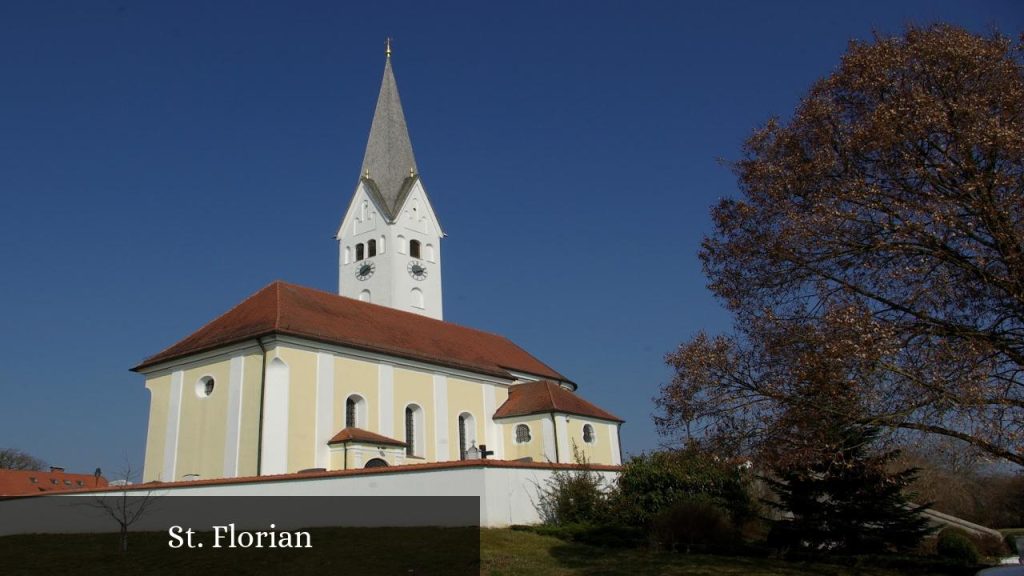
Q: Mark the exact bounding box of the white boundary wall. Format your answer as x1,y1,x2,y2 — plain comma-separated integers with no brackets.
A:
6,466,620,529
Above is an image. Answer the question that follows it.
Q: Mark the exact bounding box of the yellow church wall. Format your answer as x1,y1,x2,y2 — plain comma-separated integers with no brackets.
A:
236,352,264,477
174,358,232,480
566,417,615,464
274,345,318,473
333,355,380,431
501,414,551,462
142,374,171,482
446,377,487,460
393,366,435,461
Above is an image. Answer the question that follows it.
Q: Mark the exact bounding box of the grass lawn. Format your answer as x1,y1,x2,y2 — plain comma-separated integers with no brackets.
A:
0,527,987,575
480,528,979,576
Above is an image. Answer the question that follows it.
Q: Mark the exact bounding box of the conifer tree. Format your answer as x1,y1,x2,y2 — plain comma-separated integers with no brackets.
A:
765,425,933,554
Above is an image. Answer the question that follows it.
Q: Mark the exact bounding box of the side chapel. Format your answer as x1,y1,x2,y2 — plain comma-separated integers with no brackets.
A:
136,48,623,483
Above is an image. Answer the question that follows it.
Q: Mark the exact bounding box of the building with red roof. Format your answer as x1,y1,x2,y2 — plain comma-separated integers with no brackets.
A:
135,49,622,485
0,467,108,497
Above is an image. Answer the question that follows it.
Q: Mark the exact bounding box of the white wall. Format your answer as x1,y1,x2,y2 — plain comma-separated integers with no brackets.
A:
24,465,619,528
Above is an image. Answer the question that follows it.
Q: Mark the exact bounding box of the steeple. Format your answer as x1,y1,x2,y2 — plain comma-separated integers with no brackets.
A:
360,47,418,220
337,44,445,320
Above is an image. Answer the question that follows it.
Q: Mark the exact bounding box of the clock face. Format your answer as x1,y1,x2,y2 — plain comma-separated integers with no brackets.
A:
355,262,375,280
407,260,428,281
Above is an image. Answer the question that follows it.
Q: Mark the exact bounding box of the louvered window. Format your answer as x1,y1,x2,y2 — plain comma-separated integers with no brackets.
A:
346,398,356,428
515,424,531,444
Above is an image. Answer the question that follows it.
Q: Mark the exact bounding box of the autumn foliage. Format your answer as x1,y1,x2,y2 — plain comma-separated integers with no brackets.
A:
657,25,1024,466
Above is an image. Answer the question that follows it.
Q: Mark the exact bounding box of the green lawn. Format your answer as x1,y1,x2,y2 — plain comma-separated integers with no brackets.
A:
480,529,979,576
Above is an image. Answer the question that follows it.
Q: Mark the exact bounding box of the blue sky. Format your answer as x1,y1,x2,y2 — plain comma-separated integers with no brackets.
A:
0,1,1020,476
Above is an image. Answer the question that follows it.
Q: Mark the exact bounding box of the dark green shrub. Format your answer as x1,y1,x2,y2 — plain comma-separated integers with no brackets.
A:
650,496,738,554
936,528,980,565
515,523,644,548
535,446,612,526
613,448,756,528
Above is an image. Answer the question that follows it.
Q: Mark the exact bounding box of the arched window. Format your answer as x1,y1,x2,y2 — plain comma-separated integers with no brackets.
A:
379,235,386,254
515,424,531,444
345,395,366,428
411,288,424,309
409,239,421,259
356,243,365,261
346,397,356,428
367,239,376,258
365,458,388,468
583,424,595,444
344,246,351,265
458,413,476,460
405,404,424,457
397,235,406,254
425,243,435,262
359,290,371,302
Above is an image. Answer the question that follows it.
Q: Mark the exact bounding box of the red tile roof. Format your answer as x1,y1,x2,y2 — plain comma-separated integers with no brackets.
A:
133,281,567,383
328,427,407,447
0,469,108,496
4,460,622,497
493,380,623,422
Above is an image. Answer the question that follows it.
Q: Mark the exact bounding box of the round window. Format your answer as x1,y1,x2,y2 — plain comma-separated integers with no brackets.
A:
196,376,215,398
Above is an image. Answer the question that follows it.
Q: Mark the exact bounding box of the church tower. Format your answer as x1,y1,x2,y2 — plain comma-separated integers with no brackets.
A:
336,44,444,320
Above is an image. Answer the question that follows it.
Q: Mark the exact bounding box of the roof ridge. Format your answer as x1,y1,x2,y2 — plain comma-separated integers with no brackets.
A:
279,281,537,341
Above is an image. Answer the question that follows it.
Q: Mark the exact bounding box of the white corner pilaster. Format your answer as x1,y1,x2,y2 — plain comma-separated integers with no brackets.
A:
379,364,394,437
555,414,571,463
433,374,449,461
316,352,335,469
162,370,184,482
223,356,245,477
541,417,557,463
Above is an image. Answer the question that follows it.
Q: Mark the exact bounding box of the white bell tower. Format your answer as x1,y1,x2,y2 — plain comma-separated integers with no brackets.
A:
336,43,445,320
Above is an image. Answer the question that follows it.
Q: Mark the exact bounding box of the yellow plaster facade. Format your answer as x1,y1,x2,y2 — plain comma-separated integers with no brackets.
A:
140,337,621,483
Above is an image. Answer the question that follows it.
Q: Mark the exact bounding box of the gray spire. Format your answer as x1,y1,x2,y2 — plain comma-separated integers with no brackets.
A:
359,55,419,220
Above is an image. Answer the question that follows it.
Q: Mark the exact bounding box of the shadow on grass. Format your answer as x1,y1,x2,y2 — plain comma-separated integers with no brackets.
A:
544,539,985,576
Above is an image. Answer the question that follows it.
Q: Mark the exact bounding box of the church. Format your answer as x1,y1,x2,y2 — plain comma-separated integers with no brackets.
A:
135,47,623,485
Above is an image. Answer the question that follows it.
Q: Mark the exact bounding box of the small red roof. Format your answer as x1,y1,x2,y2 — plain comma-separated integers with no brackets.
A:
327,427,407,447
0,469,108,496
494,380,623,422
133,281,567,383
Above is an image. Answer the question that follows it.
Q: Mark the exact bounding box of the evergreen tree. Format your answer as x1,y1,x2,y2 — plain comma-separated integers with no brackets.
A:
764,425,933,554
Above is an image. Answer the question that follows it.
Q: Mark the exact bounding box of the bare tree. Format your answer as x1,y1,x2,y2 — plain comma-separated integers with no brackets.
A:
657,25,1024,466
88,460,159,553
0,448,46,470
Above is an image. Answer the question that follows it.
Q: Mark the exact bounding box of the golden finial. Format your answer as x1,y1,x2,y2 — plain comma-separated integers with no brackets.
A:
364,168,370,179
385,37,392,59
409,167,415,177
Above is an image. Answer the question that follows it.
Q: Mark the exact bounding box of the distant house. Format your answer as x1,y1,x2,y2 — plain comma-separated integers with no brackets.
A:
0,467,108,496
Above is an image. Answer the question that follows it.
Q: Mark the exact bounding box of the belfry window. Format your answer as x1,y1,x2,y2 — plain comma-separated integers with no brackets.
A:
356,243,365,261
409,239,421,259
515,424,531,444
367,239,377,258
